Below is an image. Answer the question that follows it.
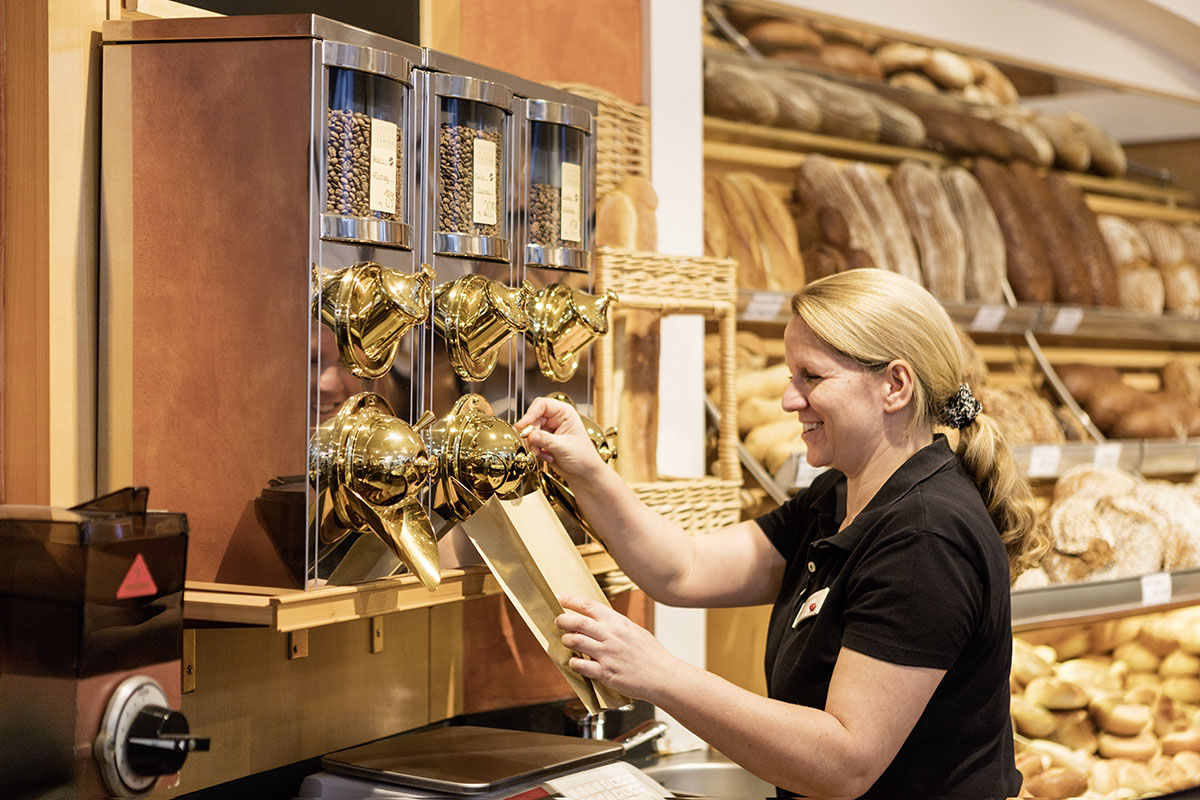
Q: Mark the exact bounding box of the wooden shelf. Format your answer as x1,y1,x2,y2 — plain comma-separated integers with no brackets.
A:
184,543,618,632
1013,568,1200,631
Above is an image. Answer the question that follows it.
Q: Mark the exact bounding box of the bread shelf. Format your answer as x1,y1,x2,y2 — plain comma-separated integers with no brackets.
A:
773,441,1200,495
183,543,618,632
737,290,1200,348
1012,567,1200,631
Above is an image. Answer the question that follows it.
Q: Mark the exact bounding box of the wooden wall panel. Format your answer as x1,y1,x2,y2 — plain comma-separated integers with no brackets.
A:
453,0,643,104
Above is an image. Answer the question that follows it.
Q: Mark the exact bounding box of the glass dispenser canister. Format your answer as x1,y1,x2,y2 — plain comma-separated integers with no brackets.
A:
434,82,512,261
525,100,593,270
322,46,412,249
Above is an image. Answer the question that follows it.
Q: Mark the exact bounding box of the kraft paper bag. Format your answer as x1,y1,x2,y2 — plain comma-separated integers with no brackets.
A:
460,489,630,713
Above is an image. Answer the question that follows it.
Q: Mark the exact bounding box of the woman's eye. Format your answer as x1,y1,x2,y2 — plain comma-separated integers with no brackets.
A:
800,370,821,383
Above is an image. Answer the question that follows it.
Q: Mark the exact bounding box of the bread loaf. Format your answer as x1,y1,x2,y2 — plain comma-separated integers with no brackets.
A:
742,18,823,53
724,172,804,291
992,113,1055,167
858,93,925,147
1118,260,1167,316
890,160,966,302
809,20,881,50
817,43,883,80
971,157,1054,302
1160,262,1200,318
875,42,929,74
803,244,848,280
817,206,851,250
1177,223,1200,263
940,166,1006,303
1032,112,1091,172
786,74,881,142
1008,160,1092,306
887,70,939,95
595,191,637,250
714,175,769,289
1065,111,1126,177
615,310,659,484
1139,219,1188,268
1054,363,1124,407
1098,215,1153,266
843,163,923,285
968,56,1020,104
796,155,889,269
703,175,730,259
1044,173,1121,307
1162,360,1200,405
923,47,973,89
744,419,803,463
762,74,823,132
704,63,778,125
738,395,792,434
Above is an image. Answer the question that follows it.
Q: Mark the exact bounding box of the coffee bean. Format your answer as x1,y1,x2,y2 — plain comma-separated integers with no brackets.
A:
437,122,502,237
325,108,403,221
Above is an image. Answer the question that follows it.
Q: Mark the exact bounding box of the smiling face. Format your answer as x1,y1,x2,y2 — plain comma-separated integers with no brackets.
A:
782,316,892,478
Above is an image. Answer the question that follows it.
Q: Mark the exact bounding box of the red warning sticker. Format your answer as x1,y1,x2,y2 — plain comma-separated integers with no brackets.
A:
116,553,158,599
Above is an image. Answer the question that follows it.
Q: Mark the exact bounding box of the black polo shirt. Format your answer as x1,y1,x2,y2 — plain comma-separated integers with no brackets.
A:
755,435,1020,799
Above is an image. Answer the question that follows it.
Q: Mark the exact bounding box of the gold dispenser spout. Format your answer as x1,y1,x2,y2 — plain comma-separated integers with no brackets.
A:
433,275,532,381
313,262,435,380
422,394,539,521
309,392,441,590
527,285,618,382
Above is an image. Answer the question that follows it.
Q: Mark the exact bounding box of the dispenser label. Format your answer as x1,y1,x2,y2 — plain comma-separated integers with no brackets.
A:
369,118,398,215
561,161,582,243
473,137,498,226
116,553,158,599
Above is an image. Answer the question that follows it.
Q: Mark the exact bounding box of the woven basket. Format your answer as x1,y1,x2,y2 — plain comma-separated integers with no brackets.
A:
591,249,742,534
548,82,650,196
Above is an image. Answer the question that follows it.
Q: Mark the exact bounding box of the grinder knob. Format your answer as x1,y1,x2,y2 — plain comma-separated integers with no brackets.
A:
127,705,210,777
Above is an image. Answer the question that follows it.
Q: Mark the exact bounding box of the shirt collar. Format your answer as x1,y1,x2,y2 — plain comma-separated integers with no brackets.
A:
809,434,958,552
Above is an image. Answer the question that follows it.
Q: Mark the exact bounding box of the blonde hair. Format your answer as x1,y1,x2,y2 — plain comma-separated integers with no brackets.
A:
791,269,1048,581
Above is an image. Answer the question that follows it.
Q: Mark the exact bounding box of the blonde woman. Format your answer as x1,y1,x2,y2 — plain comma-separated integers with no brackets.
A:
516,269,1046,799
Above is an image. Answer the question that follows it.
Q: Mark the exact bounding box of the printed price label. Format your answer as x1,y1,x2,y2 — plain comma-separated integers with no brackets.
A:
1141,572,1172,607
793,458,827,488
472,137,498,226
742,292,786,322
560,161,582,243
1050,306,1085,336
969,304,1007,332
1026,445,1061,478
368,118,398,215
1092,442,1123,469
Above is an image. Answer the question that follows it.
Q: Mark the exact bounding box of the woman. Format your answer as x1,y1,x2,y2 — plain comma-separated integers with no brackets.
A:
515,269,1047,799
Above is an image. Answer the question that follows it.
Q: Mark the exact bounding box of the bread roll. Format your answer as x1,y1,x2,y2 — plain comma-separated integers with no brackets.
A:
1160,262,1200,317
890,160,967,302
1097,730,1162,761
887,70,939,95
744,419,803,463
735,362,791,404
941,166,1006,303
1043,173,1120,307
743,18,823,53
1011,694,1058,738
704,63,778,125
1026,675,1090,710
796,155,889,270
971,157,1054,303
1118,260,1167,316
1020,765,1088,799
738,395,791,435
923,47,973,89
969,56,1020,104
1162,726,1200,755
875,42,929,74
1163,676,1200,705
764,434,805,475
843,162,922,285
1160,650,1200,678
1090,695,1154,736
1049,708,1099,753
1008,160,1092,306
818,43,883,81
1032,112,1091,172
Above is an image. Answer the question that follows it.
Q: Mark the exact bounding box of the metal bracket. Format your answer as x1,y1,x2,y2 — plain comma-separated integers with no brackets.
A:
370,616,384,654
182,628,197,694
288,629,309,660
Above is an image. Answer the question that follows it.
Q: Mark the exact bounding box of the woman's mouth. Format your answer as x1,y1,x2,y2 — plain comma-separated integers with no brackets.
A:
803,421,823,433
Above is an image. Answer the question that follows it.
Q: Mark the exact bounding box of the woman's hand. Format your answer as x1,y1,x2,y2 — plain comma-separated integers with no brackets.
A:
555,594,689,701
515,396,607,483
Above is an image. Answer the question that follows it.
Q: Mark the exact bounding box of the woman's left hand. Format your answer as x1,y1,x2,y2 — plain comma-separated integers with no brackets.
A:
555,595,688,701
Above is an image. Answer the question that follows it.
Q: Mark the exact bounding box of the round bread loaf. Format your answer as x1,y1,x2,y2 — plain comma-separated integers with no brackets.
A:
1118,260,1167,315
1026,675,1089,710
742,18,823,53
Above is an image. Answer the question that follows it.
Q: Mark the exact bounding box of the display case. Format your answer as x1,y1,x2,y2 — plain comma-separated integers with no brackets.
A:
521,98,596,272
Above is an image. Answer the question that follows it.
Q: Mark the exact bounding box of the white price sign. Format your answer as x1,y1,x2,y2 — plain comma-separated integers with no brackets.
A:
1092,442,1123,469
1026,445,1061,478
1141,572,1172,607
742,292,786,322
1050,306,1085,336
969,304,1007,333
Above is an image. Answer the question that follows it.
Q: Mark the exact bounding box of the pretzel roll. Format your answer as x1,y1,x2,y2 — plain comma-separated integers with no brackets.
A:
1012,694,1059,738
1090,695,1154,736
1161,650,1200,678
1027,676,1090,711
1020,765,1088,799
1097,730,1162,761
1163,676,1200,705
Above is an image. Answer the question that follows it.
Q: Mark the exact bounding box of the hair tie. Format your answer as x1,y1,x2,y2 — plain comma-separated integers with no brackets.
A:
940,383,981,429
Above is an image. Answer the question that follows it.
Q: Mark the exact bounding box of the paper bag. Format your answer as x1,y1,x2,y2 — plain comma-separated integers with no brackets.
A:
460,489,630,713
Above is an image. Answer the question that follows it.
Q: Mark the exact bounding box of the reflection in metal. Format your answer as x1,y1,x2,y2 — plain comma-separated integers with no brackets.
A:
422,394,537,521
538,392,618,535
313,262,435,380
526,284,616,382
309,392,441,590
432,275,532,381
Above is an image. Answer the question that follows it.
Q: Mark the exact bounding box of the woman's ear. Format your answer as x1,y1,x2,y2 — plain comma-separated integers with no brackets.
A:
881,359,916,414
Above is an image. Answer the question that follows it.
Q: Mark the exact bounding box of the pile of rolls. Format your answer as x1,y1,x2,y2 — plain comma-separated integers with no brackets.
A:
1055,363,1200,441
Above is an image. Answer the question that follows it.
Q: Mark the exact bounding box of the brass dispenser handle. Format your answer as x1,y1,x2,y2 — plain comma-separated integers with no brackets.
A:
527,285,617,382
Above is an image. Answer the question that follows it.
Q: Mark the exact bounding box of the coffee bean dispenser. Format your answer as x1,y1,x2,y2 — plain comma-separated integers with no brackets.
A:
520,96,596,272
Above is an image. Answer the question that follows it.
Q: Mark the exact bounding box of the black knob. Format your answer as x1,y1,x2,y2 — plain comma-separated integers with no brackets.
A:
126,705,211,777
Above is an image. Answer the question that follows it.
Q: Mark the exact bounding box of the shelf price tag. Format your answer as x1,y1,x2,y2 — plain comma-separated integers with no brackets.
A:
1050,306,1085,336
1141,572,1172,607
969,304,1006,333
742,292,786,322
1092,442,1123,469
1026,445,1061,478
793,457,826,489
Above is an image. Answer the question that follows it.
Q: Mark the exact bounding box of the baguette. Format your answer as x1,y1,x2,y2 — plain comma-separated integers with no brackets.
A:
940,166,1006,303
786,74,881,142
796,155,889,270
725,172,805,291
843,162,922,285
890,160,966,302
703,175,730,259
1008,160,1092,306
1044,173,1120,307
972,158,1054,302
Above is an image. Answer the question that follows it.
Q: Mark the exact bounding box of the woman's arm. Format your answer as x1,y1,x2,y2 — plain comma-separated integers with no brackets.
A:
558,595,945,799
518,397,786,607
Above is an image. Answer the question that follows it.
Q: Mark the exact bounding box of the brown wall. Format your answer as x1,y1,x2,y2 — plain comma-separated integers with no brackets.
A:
1123,139,1200,203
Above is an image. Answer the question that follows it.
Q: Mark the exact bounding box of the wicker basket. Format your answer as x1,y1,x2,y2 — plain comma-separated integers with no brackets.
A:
548,82,650,196
592,248,742,534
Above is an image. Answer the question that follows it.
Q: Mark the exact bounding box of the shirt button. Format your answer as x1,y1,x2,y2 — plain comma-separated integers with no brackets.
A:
807,561,817,573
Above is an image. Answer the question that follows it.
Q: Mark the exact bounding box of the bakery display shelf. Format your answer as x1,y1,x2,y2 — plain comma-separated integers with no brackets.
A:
773,440,1200,494
737,289,1200,348
1012,567,1200,632
183,544,618,632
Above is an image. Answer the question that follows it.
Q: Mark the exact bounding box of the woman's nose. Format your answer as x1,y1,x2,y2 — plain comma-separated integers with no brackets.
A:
781,382,805,412
319,364,350,395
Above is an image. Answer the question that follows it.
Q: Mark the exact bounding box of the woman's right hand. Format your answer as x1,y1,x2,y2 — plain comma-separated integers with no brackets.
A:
516,396,607,484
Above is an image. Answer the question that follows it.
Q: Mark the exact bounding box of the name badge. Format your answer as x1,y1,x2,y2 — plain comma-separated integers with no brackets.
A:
792,586,830,629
